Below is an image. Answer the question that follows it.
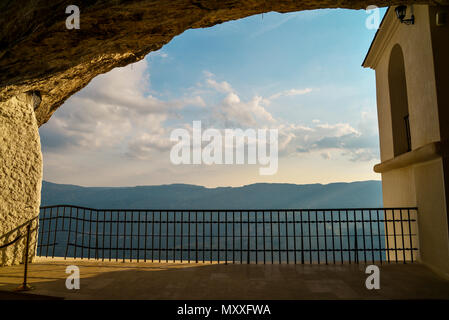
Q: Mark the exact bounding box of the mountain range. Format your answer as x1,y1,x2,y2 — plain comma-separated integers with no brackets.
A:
40,180,383,209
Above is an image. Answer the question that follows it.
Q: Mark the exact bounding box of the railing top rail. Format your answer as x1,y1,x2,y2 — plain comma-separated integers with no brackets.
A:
39,204,419,212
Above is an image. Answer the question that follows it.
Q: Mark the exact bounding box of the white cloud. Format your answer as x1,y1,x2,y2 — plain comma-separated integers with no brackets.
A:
213,93,275,128
197,71,276,128
40,59,205,160
269,88,313,100
190,72,378,162
276,116,379,162
127,132,173,160
202,70,215,78
205,78,234,94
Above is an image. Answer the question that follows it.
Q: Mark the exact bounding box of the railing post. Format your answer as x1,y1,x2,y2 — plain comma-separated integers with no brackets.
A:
15,222,33,291
354,212,359,264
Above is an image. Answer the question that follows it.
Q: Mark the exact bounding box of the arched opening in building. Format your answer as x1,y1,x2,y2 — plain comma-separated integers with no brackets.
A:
388,43,411,156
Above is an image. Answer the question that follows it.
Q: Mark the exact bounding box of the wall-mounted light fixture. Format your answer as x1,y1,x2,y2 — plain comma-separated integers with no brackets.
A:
395,5,415,25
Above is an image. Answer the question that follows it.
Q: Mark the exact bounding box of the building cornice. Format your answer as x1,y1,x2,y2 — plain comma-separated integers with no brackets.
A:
373,141,445,173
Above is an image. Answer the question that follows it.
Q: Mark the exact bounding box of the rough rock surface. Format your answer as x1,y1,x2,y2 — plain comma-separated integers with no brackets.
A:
0,0,443,127
0,93,41,266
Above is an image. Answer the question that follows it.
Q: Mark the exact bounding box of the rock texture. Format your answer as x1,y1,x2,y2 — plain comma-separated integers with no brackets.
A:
0,0,444,127
0,92,41,266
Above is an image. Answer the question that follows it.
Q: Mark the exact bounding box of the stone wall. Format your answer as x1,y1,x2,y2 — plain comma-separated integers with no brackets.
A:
0,93,42,266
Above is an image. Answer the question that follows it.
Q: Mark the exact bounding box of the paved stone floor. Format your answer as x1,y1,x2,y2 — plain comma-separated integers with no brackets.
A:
0,258,448,300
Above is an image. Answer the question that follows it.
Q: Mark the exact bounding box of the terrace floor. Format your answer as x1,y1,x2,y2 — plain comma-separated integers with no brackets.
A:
0,258,448,300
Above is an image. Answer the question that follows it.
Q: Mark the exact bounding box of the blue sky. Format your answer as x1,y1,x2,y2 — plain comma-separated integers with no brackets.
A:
39,8,386,187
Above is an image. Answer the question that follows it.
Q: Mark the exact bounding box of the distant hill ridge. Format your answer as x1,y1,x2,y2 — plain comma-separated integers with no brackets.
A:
41,180,383,209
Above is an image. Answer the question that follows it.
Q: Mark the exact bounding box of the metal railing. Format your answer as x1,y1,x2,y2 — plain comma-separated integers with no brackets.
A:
37,205,419,264
0,216,39,290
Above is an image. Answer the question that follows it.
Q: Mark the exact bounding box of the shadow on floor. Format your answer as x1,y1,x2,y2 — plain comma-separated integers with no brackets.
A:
1,261,449,300
0,290,63,300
